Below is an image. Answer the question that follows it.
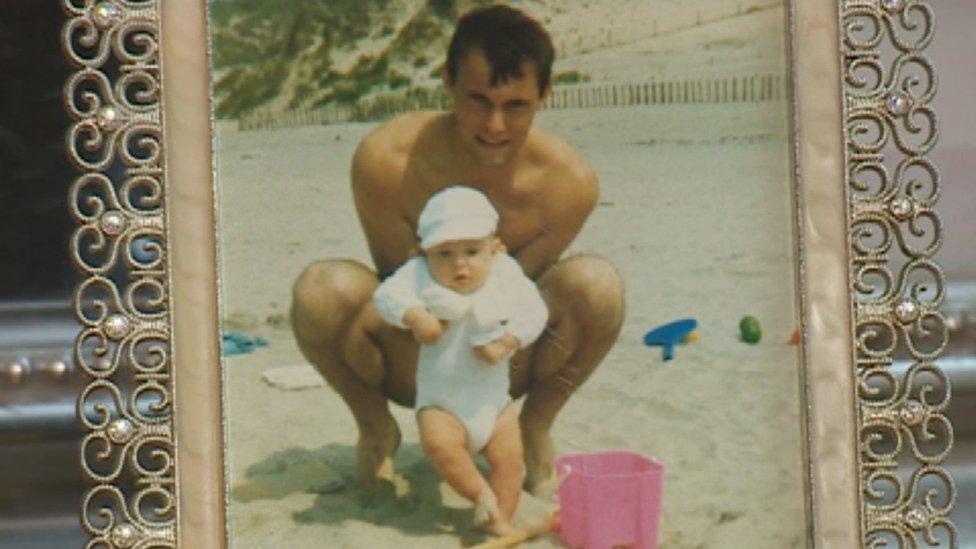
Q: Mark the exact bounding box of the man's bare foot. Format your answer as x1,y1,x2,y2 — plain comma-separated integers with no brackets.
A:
522,426,556,497
356,419,401,485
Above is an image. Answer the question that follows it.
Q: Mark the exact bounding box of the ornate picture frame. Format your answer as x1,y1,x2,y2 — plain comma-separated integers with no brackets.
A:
64,0,956,546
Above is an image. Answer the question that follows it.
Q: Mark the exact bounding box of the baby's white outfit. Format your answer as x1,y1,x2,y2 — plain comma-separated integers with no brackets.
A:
374,253,548,452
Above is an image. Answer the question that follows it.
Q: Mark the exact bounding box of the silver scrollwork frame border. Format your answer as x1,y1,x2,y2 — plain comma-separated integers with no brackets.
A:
64,0,177,547
839,0,957,545
62,0,956,547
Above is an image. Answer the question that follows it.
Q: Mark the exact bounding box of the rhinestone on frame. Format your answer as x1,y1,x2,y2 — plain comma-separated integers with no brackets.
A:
92,2,123,28
100,211,127,236
904,505,927,530
47,359,69,379
107,418,135,444
889,197,914,219
103,314,131,340
882,0,906,13
96,357,114,370
1,360,27,384
95,105,121,130
899,400,925,426
945,315,960,331
111,523,138,548
886,92,911,116
894,299,919,323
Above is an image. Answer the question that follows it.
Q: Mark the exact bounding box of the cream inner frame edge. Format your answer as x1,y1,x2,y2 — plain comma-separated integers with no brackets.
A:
792,0,862,545
161,0,861,546
163,0,226,547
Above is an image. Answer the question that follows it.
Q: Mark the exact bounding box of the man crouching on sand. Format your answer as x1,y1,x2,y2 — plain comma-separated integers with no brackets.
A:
290,4,624,497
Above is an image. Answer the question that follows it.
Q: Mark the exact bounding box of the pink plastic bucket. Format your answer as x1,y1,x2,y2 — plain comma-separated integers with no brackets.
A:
556,451,664,549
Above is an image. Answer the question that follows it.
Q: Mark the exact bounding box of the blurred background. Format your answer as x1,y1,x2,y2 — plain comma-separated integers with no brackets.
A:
0,1,971,547
1,3,87,548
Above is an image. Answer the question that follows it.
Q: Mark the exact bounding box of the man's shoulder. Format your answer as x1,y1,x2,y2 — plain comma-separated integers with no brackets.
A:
357,111,443,160
353,111,445,193
529,129,596,184
526,130,598,210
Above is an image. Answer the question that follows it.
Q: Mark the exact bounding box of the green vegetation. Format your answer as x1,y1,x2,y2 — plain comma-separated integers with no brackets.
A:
215,63,288,118
552,70,590,84
427,0,457,19
211,0,400,118
388,71,412,90
209,0,503,119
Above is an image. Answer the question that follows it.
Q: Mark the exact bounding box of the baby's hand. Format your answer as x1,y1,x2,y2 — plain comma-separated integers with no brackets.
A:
474,333,519,364
403,307,444,343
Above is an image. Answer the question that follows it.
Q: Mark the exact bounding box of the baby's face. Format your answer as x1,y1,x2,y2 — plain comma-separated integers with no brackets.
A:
425,237,499,294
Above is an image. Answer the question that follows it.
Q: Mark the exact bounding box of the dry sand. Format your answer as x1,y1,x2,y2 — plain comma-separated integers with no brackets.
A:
214,3,805,547
217,98,805,548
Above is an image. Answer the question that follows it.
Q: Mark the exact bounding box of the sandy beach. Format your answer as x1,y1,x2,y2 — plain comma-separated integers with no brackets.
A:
216,99,805,548
213,3,806,547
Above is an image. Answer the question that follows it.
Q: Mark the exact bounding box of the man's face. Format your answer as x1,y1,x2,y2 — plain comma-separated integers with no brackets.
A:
425,237,499,294
447,50,550,167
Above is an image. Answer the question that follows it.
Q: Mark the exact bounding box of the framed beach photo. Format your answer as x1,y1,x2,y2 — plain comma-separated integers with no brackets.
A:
63,0,958,547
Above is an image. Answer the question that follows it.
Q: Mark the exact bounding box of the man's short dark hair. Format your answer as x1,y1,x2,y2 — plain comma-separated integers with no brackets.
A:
446,5,555,96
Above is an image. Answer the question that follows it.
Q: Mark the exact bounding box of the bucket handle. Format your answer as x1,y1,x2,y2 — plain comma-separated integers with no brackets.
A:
554,463,573,497
557,463,573,482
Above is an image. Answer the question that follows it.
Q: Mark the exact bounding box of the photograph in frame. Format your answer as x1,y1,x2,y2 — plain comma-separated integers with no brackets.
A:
59,0,960,546
209,1,806,547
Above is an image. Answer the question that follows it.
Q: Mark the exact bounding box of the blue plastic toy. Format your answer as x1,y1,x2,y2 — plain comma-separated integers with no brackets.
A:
643,318,698,361
222,331,269,357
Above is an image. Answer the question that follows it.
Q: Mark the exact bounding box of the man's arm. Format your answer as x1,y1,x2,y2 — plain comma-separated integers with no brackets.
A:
512,166,599,279
351,132,417,278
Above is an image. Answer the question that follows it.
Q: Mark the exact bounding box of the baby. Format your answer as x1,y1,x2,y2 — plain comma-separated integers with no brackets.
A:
373,186,549,536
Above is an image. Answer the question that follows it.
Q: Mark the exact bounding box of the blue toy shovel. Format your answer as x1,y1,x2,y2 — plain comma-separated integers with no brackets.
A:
643,318,698,361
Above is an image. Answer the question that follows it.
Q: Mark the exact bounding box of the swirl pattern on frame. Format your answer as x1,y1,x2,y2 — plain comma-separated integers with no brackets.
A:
841,0,956,545
64,1,176,547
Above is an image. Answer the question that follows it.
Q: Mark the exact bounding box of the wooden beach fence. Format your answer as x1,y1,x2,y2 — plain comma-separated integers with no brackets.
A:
238,73,787,131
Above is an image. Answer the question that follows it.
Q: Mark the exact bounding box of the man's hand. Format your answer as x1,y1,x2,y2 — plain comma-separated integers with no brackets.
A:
474,333,520,364
403,307,444,343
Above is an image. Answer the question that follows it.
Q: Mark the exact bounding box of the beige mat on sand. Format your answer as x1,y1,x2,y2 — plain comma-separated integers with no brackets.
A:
260,364,325,391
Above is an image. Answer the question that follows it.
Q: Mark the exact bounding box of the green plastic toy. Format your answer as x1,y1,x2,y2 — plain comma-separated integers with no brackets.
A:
739,315,761,344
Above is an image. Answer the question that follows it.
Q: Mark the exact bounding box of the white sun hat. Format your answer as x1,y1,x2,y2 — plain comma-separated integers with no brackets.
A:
417,185,499,250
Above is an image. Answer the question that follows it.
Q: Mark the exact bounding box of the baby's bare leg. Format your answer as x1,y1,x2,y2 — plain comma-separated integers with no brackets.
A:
417,408,488,503
482,404,524,521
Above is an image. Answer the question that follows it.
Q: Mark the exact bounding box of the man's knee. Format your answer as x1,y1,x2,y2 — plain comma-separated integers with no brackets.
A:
291,259,376,342
548,254,625,327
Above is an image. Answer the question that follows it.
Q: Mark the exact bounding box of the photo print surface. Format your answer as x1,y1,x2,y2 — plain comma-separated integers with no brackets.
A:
210,1,805,547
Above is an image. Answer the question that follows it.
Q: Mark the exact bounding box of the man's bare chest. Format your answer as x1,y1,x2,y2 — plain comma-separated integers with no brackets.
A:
398,170,547,251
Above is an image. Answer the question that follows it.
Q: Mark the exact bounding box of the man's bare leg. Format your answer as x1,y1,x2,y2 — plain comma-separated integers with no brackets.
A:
510,254,625,495
291,255,623,494
291,259,415,485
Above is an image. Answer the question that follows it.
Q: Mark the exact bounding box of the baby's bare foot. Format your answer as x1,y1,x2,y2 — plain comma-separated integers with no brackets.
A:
482,518,520,538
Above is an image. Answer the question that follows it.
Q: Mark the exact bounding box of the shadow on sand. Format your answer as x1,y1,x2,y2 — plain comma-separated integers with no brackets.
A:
229,442,494,546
